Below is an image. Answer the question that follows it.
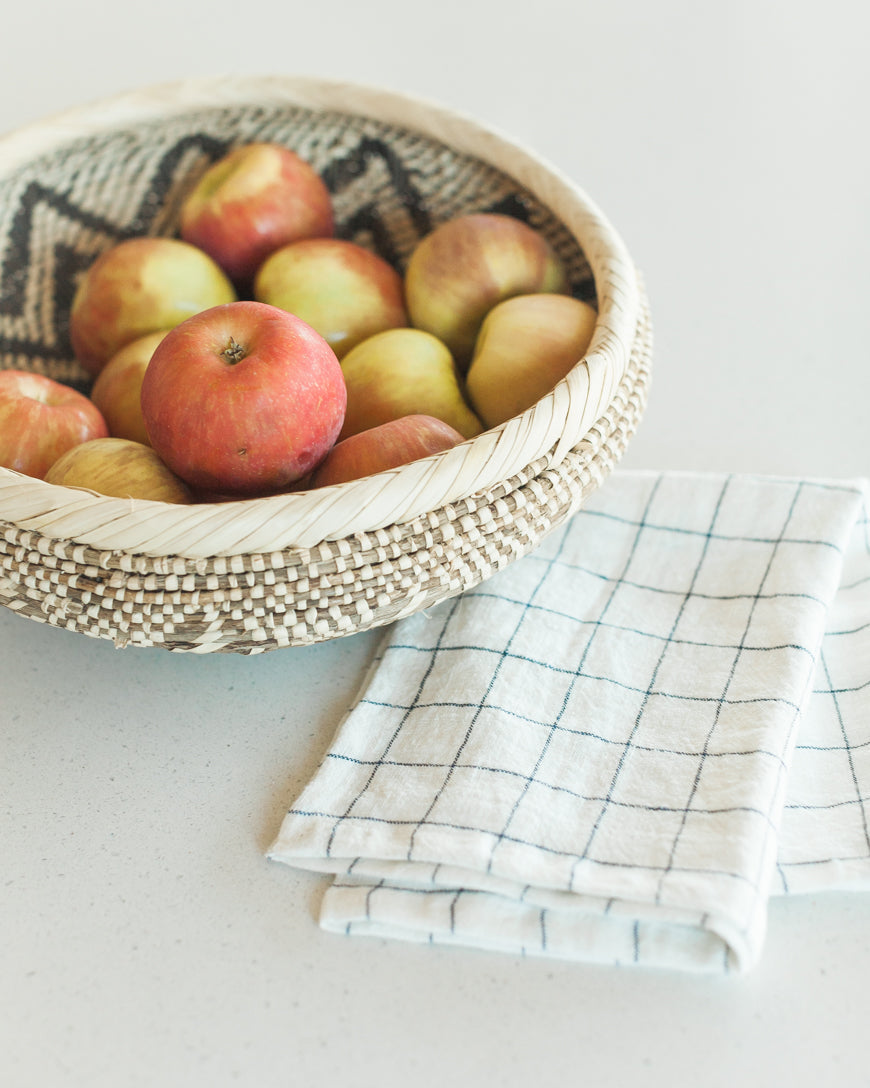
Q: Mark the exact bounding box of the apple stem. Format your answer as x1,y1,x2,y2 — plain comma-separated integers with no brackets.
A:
221,336,247,365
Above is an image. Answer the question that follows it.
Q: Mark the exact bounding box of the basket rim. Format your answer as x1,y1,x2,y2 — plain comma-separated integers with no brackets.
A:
0,75,643,557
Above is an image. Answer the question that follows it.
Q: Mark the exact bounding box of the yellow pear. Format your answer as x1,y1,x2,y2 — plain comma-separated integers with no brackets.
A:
465,293,597,428
339,328,484,441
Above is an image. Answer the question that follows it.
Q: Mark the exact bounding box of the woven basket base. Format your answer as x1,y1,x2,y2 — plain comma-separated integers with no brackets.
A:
0,291,650,655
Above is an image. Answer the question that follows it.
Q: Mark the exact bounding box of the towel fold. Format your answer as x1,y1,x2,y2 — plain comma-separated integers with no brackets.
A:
269,472,870,972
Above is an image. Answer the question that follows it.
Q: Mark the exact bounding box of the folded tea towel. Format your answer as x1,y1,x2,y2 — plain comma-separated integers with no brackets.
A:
268,471,870,972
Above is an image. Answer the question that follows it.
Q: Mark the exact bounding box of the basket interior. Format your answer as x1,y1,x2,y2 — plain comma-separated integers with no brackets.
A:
0,100,596,389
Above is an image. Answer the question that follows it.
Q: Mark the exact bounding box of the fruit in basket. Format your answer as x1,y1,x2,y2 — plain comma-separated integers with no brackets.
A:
45,437,193,503
307,414,465,488
90,330,170,446
179,142,334,285
466,293,598,427
0,369,109,479
69,237,237,375
140,301,346,495
404,213,569,368
254,238,408,358
338,328,483,441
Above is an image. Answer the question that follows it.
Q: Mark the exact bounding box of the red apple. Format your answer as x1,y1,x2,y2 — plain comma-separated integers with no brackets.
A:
404,213,569,368
89,329,171,446
45,437,193,503
179,142,334,285
140,301,346,495
0,369,109,479
69,237,237,375
307,415,465,488
254,238,408,358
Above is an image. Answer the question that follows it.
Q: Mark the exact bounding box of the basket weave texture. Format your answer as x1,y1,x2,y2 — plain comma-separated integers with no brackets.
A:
0,77,651,653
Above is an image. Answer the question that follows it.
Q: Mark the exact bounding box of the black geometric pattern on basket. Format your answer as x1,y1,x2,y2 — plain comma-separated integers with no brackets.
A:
0,105,595,387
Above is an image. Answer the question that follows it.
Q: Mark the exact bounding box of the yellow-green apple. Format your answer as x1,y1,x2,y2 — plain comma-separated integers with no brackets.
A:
404,213,569,369
254,238,407,358
0,369,109,479
338,328,483,441
89,329,171,446
69,237,237,375
45,437,193,503
307,414,465,488
140,301,346,495
179,142,334,286
466,293,598,427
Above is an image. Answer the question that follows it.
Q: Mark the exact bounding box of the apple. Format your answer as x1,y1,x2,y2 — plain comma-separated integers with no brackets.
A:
254,238,408,358
179,142,334,286
337,327,483,442
0,369,109,479
45,437,193,503
466,293,598,427
404,213,569,369
69,237,237,375
140,301,346,495
89,329,171,446
307,414,465,488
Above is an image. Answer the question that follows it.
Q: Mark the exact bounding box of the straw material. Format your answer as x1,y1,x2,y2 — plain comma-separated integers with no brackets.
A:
0,77,652,653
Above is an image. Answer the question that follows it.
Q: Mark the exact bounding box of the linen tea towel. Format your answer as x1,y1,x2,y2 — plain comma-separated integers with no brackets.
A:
269,471,870,973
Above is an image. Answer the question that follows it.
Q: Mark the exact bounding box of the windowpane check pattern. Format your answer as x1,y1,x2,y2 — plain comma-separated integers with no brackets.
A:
269,472,870,973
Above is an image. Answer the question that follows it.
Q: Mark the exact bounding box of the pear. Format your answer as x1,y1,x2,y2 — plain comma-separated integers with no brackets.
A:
404,213,569,369
465,293,597,428
338,328,484,441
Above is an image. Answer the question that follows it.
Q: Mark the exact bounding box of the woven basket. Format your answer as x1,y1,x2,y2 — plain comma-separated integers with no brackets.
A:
0,76,651,654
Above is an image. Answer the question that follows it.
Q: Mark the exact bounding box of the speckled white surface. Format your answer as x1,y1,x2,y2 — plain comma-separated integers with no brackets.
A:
3,2,870,1085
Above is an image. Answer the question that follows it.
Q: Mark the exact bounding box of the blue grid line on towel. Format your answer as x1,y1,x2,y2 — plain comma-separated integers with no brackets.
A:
271,472,870,971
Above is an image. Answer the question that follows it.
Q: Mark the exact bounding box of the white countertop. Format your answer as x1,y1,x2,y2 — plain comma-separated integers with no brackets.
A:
3,2,869,1085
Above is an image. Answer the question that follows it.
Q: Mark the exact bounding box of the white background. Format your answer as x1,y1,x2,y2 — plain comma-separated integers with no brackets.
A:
2,2,869,1085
